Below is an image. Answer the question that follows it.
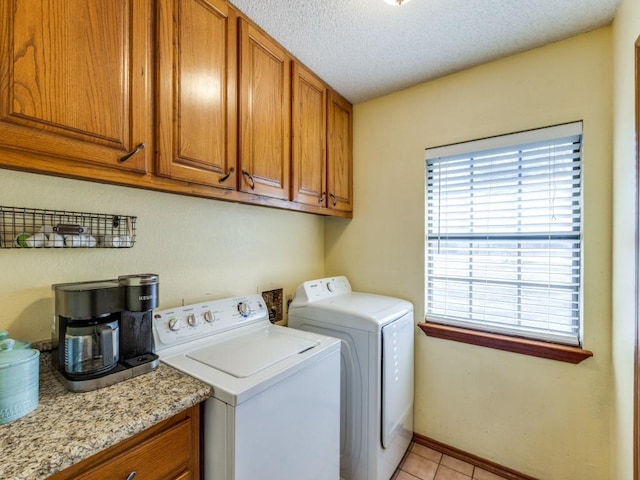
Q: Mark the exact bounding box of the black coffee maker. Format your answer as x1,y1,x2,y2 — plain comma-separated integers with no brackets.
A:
52,273,159,392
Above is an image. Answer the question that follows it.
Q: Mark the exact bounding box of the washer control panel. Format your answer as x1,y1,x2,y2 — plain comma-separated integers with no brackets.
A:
153,294,267,348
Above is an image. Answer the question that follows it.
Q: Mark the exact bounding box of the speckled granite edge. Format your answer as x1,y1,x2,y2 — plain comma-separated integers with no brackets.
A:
1,345,212,480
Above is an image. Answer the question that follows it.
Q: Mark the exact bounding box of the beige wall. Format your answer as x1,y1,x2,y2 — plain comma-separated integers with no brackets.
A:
326,29,613,478
0,169,325,342
1,12,630,479
611,0,640,477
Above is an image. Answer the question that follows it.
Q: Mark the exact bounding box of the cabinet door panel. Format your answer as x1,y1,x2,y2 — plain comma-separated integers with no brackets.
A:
327,91,353,212
292,63,327,206
76,419,191,480
239,20,290,199
47,405,200,480
0,0,150,173
156,0,237,188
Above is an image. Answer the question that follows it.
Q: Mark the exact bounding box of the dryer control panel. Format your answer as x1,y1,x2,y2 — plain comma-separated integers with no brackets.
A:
290,276,351,307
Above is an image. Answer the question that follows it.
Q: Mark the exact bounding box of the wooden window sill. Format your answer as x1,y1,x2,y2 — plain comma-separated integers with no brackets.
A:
418,322,593,364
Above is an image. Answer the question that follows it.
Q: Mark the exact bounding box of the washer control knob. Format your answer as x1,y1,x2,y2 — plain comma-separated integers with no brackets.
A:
326,282,334,292
187,313,197,327
203,310,214,323
237,302,250,318
168,317,182,331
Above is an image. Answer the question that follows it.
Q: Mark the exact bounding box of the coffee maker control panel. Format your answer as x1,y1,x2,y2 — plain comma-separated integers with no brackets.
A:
153,295,268,349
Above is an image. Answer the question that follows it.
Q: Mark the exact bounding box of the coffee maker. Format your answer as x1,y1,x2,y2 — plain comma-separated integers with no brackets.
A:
52,273,159,392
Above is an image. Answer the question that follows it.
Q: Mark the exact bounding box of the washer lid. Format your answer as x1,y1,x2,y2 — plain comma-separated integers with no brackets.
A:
186,327,318,378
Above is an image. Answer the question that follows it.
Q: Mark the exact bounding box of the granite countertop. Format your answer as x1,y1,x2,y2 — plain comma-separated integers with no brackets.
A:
0,349,212,480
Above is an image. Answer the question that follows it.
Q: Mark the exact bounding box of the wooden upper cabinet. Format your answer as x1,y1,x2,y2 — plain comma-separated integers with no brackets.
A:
238,20,291,200
291,63,327,207
0,0,151,173
327,91,353,213
156,0,237,189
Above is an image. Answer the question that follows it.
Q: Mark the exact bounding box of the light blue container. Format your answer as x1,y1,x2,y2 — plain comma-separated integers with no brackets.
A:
0,339,39,424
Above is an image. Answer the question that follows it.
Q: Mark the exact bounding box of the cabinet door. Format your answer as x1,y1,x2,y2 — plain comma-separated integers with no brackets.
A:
156,0,237,189
76,420,192,480
239,20,290,199
291,63,327,207
327,91,353,213
0,0,151,173
49,405,200,480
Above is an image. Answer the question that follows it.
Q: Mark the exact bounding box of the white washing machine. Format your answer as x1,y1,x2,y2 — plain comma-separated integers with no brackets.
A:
288,276,414,480
153,294,341,480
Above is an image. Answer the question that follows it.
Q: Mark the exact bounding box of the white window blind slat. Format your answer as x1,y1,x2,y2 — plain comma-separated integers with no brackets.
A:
424,122,583,346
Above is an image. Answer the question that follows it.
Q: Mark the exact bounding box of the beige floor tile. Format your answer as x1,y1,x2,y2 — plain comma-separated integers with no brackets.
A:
473,467,509,480
434,465,472,480
401,452,439,480
396,471,422,480
440,455,474,476
411,443,443,463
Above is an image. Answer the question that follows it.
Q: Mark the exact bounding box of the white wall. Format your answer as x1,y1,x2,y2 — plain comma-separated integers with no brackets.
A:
0,169,325,342
326,28,613,479
611,0,640,477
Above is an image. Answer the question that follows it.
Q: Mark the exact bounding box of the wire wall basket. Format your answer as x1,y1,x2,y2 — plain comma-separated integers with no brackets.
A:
0,206,136,249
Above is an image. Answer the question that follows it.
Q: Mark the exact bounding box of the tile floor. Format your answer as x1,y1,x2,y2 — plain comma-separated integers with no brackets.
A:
392,443,510,480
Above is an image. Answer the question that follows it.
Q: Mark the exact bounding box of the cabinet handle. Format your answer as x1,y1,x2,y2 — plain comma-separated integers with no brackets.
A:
218,167,235,184
329,193,337,206
318,192,326,204
118,143,145,163
242,170,256,190
125,472,136,480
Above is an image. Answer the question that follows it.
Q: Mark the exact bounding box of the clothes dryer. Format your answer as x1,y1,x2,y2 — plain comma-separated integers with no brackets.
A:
288,276,414,480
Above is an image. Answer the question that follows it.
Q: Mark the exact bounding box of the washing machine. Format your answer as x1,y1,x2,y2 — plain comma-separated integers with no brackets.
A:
288,276,414,480
153,294,341,480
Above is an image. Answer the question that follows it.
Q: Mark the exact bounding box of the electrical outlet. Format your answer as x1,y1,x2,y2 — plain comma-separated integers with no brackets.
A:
261,288,283,324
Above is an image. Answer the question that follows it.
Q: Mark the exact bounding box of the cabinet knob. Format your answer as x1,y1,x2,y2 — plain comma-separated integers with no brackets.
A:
329,193,337,206
318,192,326,204
126,472,137,480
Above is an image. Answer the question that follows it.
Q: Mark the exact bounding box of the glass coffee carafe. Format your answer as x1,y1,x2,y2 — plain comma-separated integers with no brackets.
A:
64,319,119,375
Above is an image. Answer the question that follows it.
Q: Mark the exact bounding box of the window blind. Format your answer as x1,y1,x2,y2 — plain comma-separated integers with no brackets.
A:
425,122,583,346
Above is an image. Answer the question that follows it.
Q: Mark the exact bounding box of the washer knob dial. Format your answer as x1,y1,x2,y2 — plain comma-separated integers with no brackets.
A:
168,317,182,331
203,310,214,323
326,282,334,292
237,302,250,318
187,313,197,327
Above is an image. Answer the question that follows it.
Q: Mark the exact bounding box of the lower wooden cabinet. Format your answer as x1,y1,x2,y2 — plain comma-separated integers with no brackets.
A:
48,404,201,480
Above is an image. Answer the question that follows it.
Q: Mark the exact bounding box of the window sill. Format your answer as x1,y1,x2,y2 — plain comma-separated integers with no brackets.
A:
418,322,593,364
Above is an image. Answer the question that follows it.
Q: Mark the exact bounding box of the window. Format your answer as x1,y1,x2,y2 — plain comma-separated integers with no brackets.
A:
425,122,583,347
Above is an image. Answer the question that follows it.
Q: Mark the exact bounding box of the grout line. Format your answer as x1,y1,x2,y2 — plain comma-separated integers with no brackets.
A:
397,443,509,480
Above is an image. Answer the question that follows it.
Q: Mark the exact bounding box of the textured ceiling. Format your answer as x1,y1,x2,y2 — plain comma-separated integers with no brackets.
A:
230,0,620,104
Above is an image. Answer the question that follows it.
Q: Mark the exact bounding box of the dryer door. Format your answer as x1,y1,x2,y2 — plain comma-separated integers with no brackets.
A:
381,311,414,448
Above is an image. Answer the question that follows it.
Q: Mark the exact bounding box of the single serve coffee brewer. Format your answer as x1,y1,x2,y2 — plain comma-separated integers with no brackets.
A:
52,273,159,392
